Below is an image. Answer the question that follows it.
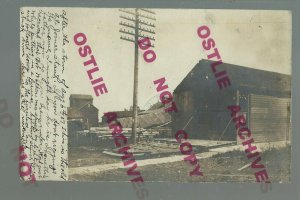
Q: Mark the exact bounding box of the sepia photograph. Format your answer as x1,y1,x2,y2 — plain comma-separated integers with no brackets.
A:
20,7,291,183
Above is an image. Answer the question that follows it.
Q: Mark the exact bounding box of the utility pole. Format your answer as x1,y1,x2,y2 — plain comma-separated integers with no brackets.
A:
119,8,156,144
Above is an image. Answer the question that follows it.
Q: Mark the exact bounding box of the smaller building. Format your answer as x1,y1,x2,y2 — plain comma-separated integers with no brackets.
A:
68,94,99,129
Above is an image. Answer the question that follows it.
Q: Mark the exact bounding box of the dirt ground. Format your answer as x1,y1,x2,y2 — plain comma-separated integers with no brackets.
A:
69,147,120,167
69,145,290,183
69,141,180,167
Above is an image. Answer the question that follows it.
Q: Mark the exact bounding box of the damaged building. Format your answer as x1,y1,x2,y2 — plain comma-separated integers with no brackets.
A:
172,59,291,143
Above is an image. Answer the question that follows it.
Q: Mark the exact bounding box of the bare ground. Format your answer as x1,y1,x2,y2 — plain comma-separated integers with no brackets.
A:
69,147,120,167
69,145,290,183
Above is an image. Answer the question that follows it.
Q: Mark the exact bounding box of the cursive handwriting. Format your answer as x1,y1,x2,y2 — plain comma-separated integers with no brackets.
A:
20,8,69,180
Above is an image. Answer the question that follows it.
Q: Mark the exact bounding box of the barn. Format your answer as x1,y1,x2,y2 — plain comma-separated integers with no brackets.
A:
172,59,291,143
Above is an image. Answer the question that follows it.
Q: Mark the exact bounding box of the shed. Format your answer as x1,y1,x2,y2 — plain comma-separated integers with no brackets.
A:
172,59,291,143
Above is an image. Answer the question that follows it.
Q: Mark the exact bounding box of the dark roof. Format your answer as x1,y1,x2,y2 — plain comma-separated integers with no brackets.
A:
79,102,99,111
70,94,93,100
174,59,291,97
68,103,98,119
68,107,84,119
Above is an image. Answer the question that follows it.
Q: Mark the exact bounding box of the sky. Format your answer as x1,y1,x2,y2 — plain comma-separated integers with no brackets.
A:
64,8,291,120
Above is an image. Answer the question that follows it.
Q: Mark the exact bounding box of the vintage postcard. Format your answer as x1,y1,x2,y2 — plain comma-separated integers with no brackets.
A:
20,7,291,184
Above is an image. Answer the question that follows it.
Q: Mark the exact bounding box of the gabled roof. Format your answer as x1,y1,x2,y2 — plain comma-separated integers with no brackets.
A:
68,103,98,119
79,102,99,111
174,59,291,97
68,107,84,119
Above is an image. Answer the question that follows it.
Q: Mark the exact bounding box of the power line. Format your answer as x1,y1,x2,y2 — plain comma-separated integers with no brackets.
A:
119,8,156,144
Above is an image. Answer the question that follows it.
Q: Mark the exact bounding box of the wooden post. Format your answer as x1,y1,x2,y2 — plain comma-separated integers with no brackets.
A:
131,8,139,144
119,8,156,144
236,90,240,145
247,94,251,132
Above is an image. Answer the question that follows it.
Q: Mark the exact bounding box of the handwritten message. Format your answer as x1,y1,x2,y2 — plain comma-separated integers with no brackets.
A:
20,8,69,180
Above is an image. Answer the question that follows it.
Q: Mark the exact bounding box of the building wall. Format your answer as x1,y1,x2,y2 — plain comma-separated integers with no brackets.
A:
173,88,291,143
247,94,291,143
80,105,99,128
172,88,237,141
172,60,291,142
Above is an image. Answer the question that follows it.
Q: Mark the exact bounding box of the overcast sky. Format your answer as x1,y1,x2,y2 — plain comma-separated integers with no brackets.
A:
65,8,291,119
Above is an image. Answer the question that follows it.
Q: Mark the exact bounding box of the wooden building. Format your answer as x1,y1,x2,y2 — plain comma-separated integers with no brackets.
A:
68,94,99,129
172,59,291,143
